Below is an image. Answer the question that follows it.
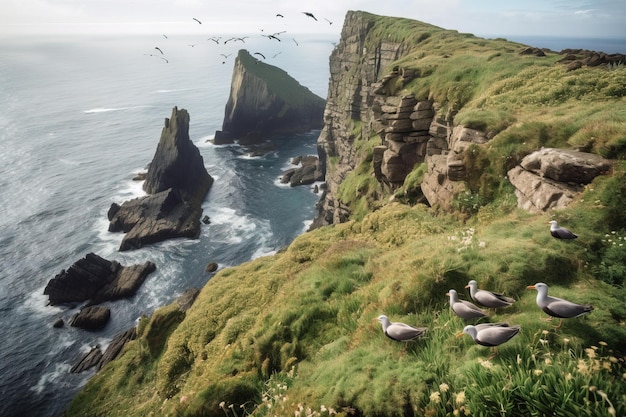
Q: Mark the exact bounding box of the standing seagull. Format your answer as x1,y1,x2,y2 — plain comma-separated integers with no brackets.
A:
302,12,318,21
466,280,515,309
446,289,488,320
527,283,593,328
549,220,578,240
457,323,521,357
376,315,427,342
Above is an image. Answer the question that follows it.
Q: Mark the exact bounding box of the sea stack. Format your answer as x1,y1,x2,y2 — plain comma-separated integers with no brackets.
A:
214,49,326,145
108,107,213,251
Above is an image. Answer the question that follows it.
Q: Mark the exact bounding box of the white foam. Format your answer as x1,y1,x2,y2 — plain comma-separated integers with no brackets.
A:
30,362,73,395
83,108,122,114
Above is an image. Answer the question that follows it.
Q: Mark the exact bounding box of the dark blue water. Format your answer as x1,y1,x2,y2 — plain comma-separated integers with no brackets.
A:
0,33,335,417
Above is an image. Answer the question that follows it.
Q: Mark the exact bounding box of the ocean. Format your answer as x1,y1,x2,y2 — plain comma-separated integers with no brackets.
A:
0,33,336,417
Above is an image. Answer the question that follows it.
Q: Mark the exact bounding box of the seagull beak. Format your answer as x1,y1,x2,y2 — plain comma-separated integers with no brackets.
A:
526,285,536,290
464,285,470,289
445,292,450,296
456,332,465,338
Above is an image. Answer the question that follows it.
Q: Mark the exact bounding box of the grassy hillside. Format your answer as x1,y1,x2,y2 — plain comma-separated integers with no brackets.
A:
64,14,626,417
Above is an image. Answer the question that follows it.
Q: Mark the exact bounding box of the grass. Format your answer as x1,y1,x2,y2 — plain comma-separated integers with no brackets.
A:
64,12,626,417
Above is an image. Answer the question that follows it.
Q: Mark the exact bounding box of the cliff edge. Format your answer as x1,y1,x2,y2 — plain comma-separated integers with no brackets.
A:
214,49,326,145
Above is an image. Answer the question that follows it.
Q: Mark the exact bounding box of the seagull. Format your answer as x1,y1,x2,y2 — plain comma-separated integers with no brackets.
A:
324,18,333,25
527,282,593,328
466,280,515,309
160,57,169,63
376,315,427,342
457,323,521,357
549,220,578,240
208,37,221,44
253,52,266,59
276,13,284,18
220,53,232,59
154,47,164,55
302,12,318,21
163,34,168,39
446,289,488,320
292,38,299,46
192,17,202,24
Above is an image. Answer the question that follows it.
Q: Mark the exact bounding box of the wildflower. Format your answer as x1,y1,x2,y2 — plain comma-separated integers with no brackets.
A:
328,407,337,415
565,373,573,381
439,383,449,393
599,341,608,347
534,369,543,376
585,348,597,359
545,358,552,365
609,356,618,363
563,338,570,344
320,405,327,413
480,359,494,369
517,354,522,365
542,330,549,335
219,402,226,409
589,386,597,392
577,359,589,375
430,391,441,404
603,361,612,370
455,391,466,405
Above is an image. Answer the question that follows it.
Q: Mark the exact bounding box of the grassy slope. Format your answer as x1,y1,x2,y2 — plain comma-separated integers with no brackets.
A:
65,14,626,417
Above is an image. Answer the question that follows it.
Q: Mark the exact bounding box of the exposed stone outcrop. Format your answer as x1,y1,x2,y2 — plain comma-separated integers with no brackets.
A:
507,148,612,212
214,50,326,145
557,49,626,71
70,327,136,373
44,253,156,306
281,155,324,187
108,107,213,251
70,305,111,330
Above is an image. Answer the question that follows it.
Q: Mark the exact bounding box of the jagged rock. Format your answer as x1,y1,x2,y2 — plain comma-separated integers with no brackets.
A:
70,305,111,331
202,215,211,225
53,318,64,328
281,155,323,187
214,50,326,145
176,288,201,312
108,107,213,251
44,253,156,306
507,148,611,212
70,346,103,373
98,328,136,370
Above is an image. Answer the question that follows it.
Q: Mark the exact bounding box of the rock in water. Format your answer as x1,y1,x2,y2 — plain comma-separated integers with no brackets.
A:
214,49,326,145
70,305,111,330
108,107,213,250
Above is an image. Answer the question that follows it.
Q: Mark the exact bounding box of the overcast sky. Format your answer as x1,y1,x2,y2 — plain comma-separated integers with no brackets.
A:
1,0,625,39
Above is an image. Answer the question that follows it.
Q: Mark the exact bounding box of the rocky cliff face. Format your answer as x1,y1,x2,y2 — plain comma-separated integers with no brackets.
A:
214,50,326,145
312,11,612,227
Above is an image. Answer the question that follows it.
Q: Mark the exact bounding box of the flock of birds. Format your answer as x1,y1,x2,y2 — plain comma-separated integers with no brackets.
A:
144,12,332,65
377,220,593,357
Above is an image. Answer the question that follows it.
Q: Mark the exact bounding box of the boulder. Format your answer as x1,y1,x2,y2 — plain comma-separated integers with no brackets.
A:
508,148,611,212
44,253,156,306
215,50,326,145
70,305,111,330
108,107,213,251
281,155,324,187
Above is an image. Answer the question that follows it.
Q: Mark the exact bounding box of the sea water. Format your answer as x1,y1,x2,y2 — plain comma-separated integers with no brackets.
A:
0,33,335,417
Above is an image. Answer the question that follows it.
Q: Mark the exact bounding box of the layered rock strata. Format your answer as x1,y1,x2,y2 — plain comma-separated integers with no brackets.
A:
214,50,326,145
507,148,612,212
108,107,213,251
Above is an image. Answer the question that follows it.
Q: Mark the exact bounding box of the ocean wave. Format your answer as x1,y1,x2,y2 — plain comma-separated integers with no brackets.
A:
83,105,152,114
30,362,74,395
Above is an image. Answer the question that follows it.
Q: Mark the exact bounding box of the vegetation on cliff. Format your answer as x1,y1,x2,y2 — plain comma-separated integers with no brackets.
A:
65,12,625,417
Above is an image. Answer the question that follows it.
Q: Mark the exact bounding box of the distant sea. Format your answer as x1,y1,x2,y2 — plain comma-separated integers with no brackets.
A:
487,35,626,54
0,31,621,417
0,33,335,417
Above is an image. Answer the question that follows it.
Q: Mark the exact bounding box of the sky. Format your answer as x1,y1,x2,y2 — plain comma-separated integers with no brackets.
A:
1,0,625,40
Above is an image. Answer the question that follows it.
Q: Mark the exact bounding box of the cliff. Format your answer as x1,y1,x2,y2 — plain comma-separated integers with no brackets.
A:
63,12,626,417
108,107,213,250
214,49,326,145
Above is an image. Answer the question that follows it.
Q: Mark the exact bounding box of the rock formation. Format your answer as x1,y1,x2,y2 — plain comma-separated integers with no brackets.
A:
108,107,213,251
214,49,326,145
44,253,156,306
70,305,111,330
507,148,612,212
281,155,324,187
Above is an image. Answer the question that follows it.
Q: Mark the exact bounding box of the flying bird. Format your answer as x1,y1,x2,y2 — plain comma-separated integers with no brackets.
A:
253,52,266,59
160,57,169,63
457,323,521,357
163,34,168,39
154,47,164,55
276,13,284,18
272,52,282,58
292,38,299,46
208,37,221,44
192,17,202,24
220,53,232,59
324,18,333,25
465,280,515,309
446,289,488,320
302,12,317,21
376,315,427,342
527,282,593,328
549,220,578,240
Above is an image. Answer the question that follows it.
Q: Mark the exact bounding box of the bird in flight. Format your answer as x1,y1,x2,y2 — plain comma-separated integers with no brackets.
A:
192,17,202,24
276,13,284,18
325,18,333,25
254,52,266,59
292,38,299,46
163,34,168,39
208,37,221,44
160,57,169,63
154,47,164,55
220,53,232,58
302,12,317,21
